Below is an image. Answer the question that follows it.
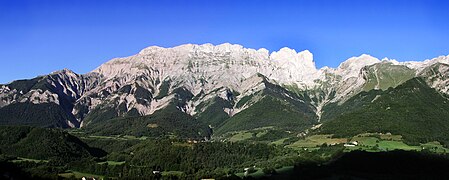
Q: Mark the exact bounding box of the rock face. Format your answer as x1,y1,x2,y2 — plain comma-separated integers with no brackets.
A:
0,43,448,129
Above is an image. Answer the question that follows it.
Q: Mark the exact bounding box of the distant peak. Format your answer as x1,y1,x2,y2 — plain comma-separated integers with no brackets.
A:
336,54,380,78
269,48,317,74
51,68,76,75
139,43,248,55
257,48,269,55
298,49,313,61
270,48,314,62
138,45,164,54
339,54,380,68
359,54,375,58
278,47,297,53
347,54,379,62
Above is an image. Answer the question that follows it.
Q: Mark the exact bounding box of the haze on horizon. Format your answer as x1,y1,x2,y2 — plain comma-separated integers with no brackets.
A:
1,0,448,84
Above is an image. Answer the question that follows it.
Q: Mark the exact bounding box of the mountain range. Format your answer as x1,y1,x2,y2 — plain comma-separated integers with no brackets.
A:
1,43,449,144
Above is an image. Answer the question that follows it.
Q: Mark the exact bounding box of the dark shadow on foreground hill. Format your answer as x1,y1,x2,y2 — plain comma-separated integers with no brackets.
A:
257,150,449,180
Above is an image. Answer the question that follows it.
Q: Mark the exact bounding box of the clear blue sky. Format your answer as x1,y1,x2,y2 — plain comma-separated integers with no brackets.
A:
1,0,448,83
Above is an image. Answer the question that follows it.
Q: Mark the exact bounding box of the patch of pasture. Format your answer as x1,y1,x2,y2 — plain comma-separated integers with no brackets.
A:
11,157,49,163
229,131,254,142
271,138,289,145
287,135,347,149
59,171,104,179
98,161,126,165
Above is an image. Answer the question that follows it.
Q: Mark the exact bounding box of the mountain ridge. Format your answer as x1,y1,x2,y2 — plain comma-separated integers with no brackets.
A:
0,43,448,136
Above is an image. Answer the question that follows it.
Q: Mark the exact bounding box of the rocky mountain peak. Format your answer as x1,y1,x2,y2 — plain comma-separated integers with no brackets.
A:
337,54,380,79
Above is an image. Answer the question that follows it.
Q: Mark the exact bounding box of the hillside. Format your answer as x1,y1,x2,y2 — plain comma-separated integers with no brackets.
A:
319,78,449,146
287,150,449,179
0,103,75,128
83,105,211,139
216,96,316,135
0,126,103,162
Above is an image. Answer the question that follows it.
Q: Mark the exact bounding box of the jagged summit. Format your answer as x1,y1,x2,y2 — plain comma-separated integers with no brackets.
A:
93,43,320,89
51,68,76,75
137,43,315,63
336,54,380,79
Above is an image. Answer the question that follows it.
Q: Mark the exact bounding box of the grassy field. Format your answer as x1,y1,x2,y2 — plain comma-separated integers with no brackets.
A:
378,141,420,151
284,133,448,154
347,135,413,152
351,136,378,146
11,157,49,163
162,171,184,177
226,128,294,144
235,166,294,178
98,161,126,165
59,171,104,179
68,129,148,141
235,168,264,178
80,135,148,141
123,135,148,140
255,130,268,138
271,137,289,145
421,141,448,153
380,134,402,141
228,131,254,142
353,133,403,141
287,135,347,150
345,134,448,153
222,126,292,143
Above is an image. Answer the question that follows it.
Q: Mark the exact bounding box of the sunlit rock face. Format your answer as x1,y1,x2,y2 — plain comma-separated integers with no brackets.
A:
1,43,448,128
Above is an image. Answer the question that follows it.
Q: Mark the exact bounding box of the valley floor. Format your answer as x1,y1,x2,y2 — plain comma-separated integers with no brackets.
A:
1,126,449,179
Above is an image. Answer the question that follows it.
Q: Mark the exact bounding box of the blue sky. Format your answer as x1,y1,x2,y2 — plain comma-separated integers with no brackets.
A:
1,0,448,83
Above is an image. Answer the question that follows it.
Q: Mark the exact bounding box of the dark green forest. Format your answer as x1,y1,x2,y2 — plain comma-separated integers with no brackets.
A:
84,105,211,139
3,125,449,179
0,126,317,179
319,78,449,146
